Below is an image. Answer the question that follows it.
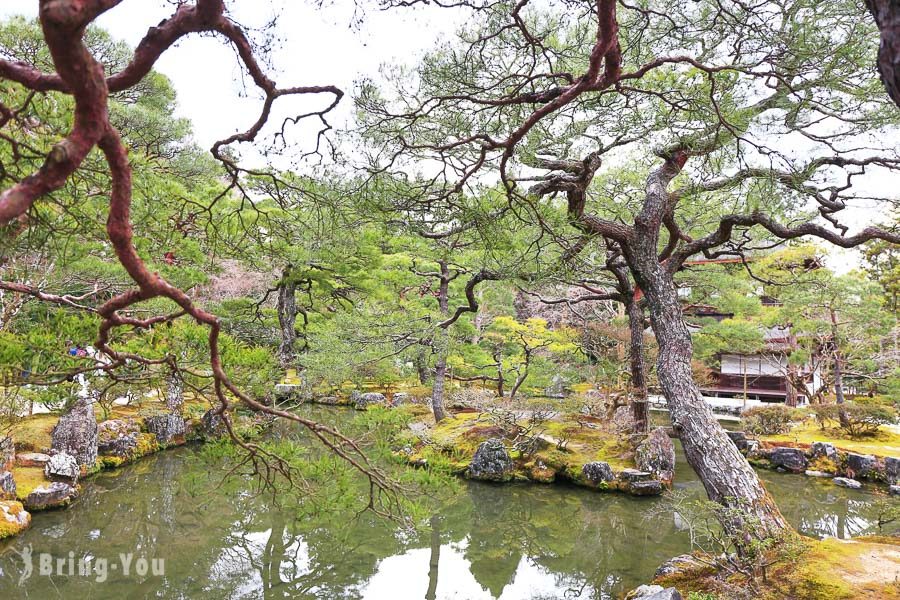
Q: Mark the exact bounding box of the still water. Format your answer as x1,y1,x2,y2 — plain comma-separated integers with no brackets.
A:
0,410,894,599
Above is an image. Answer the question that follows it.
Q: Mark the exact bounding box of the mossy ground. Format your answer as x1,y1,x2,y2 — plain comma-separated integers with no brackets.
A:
656,536,900,600
11,466,47,501
759,421,900,457
407,410,636,485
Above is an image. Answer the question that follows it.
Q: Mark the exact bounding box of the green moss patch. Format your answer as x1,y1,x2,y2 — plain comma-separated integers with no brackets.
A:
11,414,58,453
656,537,900,600
12,466,50,501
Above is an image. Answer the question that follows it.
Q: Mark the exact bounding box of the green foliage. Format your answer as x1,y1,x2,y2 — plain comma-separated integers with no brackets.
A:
810,403,897,438
741,405,800,435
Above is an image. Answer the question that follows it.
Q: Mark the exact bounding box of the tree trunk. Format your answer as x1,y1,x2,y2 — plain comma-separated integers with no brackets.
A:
830,308,850,427
431,260,452,422
629,256,790,539
494,351,505,398
831,309,846,405
165,369,184,415
625,297,649,433
432,352,448,422
276,267,298,369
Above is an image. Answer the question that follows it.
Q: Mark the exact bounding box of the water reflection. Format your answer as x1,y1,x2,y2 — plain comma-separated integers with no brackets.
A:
0,440,894,599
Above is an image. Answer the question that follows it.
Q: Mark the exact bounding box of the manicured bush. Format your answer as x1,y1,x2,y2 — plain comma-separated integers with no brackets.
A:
740,404,799,435
811,403,897,438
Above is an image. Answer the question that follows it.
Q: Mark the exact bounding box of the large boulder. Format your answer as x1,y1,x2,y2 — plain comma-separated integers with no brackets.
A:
24,482,77,511
582,461,615,485
354,392,385,410
97,419,140,458
0,501,31,538
768,447,808,473
0,471,15,500
467,438,513,481
44,452,80,484
50,396,98,469
636,427,676,484
846,453,876,479
886,456,900,485
145,414,186,446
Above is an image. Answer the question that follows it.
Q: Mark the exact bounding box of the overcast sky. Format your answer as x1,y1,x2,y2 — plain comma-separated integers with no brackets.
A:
1,1,892,271
0,0,462,150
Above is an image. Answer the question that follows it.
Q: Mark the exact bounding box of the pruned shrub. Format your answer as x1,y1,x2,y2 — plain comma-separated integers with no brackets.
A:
740,405,799,435
811,403,896,438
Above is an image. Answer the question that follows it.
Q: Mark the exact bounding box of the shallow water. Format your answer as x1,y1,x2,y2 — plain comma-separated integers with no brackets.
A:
0,410,894,599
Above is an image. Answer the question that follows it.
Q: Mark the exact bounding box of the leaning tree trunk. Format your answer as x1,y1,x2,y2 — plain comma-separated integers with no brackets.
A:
866,0,900,108
625,297,649,433
276,268,298,369
630,256,790,540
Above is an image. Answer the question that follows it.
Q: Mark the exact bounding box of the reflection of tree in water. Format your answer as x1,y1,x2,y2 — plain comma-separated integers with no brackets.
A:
462,482,581,597
1,429,896,599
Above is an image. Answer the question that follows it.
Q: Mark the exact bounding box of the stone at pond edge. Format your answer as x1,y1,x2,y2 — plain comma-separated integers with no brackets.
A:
768,447,808,473
0,471,15,500
16,452,51,468
199,409,228,439
725,430,750,452
811,441,837,459
97,419,141,459
886,457,900,485
636,427,675,484
145,414,186,446
582,461,615,485
0,501,30,539
625,585,683,600
846,453,876,479
274,383,303,401
50,396,98,468
355,392,386,410
833,477,862,489
628,479,664,496
618,468,652,482
805,470,832,478
467,438,513,481
890,485,900,496
654,554,705,579
45,452,80,484
24,482,77,511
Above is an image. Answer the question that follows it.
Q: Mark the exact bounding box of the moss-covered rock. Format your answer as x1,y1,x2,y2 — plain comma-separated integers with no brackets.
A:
0,501,31,539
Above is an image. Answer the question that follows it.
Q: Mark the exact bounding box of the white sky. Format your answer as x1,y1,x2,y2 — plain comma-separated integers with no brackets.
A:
0,0,463,149
1,1,893,272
